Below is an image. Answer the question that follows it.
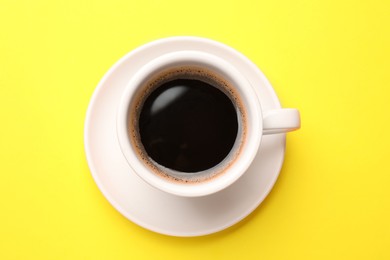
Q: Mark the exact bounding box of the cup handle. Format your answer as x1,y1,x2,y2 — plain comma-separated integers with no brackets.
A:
263,108,300,135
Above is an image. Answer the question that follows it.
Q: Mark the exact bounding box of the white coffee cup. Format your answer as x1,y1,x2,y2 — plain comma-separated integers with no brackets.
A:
117,48,300,197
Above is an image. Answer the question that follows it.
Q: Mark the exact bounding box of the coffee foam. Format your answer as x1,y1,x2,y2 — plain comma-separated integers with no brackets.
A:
128,65,247,184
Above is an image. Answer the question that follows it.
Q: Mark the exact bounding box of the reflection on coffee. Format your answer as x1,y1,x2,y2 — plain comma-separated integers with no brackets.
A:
129,66,246,183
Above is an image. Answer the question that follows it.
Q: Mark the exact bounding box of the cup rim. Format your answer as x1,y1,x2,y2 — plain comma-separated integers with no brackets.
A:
117,50,263,197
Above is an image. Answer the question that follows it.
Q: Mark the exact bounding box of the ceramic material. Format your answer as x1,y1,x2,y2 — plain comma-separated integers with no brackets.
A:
116,49,300,197
84,37,291,236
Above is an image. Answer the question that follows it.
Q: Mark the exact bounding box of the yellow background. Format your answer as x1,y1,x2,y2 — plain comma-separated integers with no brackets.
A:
1,0,389,259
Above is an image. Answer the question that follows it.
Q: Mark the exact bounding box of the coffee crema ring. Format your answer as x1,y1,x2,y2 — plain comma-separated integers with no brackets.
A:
128,66,247,184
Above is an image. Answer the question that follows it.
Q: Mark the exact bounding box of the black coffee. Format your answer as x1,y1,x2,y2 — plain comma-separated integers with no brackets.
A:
138,78,238,173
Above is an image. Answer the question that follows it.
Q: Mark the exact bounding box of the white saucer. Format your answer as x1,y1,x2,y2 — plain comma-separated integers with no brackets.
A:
84,37,286,237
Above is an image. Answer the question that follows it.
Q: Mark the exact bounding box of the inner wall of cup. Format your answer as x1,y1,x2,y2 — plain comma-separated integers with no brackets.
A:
127,63,248,183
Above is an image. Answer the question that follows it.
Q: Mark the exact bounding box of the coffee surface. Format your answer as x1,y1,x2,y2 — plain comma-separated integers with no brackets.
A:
139,78,238,173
